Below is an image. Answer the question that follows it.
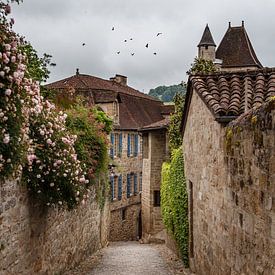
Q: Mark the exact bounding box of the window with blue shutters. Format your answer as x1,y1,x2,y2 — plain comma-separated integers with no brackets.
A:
127,134,131,157
119,133,123,157
118,175,122,200
127,174,131,198
134,173,138,195
110,133,114,159
134,135,138,156
110,176,114,201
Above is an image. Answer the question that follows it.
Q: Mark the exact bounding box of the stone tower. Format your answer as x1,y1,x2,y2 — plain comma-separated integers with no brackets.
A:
198,24,216,61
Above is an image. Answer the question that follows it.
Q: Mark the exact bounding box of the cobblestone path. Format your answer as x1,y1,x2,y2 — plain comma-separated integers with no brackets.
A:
88,241,175,275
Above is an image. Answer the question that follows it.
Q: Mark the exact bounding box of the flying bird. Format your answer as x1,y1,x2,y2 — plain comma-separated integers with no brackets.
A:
145,43,149,48
124,39,127,42
117,51,120,54
82,43,86,46
156,32,162,36
130,38,133,41
131,53,135,56
153,52,157,55
112,27,115,31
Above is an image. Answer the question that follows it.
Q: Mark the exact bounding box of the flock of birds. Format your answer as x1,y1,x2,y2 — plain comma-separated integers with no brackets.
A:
81,26,163,57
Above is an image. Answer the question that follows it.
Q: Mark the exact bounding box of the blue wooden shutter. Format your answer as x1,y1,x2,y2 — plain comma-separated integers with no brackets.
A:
110,133,114,159
127,134,131,157
134,134,138,156
119,133,123,157
118,175,122,200
134,173,138,195
139,172,142,192
127,174,131,198
110,176,114,201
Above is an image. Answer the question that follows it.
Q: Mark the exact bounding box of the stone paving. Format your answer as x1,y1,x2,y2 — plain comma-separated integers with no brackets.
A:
64,241,192,275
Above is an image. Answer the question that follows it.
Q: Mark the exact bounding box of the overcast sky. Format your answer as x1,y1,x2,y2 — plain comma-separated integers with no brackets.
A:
10,0,275,92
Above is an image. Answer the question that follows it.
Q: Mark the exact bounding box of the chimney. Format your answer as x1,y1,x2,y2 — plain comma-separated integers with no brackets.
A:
110,74,127,86
242,20,244,27
76,68,79,75
228,22,231,28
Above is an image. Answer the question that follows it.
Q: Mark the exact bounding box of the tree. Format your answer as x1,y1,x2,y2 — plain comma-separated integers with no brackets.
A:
149,83,186,102
22,43,56,83
187,57,216,75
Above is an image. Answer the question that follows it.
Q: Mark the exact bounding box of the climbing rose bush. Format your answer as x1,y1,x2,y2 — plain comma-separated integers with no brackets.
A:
0,1,89,209
23,100,89,209
0,1,30,178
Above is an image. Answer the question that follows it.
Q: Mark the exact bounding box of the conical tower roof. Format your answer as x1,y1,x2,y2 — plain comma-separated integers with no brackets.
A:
216,22,262,68
198,24,216,47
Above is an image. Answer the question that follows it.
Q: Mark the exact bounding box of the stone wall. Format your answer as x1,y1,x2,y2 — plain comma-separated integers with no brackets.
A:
183,92,275,274
0,178,110,274
224,100,275,274
142,129,167,242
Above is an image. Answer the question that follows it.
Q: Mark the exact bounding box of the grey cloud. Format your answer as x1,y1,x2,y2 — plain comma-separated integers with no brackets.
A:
10,0,275,92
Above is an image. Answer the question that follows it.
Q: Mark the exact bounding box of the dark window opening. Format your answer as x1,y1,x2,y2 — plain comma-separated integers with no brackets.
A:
153,190,161,207
122,208,126,221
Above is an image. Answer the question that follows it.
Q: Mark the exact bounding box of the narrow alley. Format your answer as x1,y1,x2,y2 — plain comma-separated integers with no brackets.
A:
65,242,189,275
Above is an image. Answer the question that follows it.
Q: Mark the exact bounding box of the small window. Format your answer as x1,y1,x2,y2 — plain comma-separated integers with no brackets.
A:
153,190,161,207
122,208,126,221
205,45,208,50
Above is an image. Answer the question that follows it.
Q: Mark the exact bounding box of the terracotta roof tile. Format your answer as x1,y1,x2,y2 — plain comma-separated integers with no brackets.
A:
190,68,275,117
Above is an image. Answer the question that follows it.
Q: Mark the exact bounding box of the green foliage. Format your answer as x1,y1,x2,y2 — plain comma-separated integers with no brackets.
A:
187,57,216,75
168,93,185,151
22,43,56,83
161,147,189,267
160,162,172,230
65,105,111,182
94,108,113,134
149,83,186,102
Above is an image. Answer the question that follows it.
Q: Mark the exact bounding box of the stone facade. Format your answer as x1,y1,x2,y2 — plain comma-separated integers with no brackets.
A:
141,129,169,242
0,178,110,274
109,130,142,241
183,87,275,273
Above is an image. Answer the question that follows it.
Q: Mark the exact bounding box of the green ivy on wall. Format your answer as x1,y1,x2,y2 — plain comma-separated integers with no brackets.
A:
160,147,189,267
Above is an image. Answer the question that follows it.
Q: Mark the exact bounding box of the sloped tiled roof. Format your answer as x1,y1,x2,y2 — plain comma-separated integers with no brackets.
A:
181,68,275,134
198,24,216,47
45,74,159,102
140,117,170,131
117,93,164,130
216,25,262,68
45,73,166,130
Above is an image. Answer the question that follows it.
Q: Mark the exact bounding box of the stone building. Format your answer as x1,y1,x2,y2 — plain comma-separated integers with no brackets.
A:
140,116,171,243
46,72,171,241
182,23,275,274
